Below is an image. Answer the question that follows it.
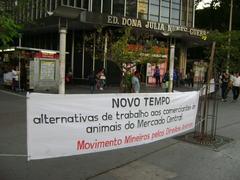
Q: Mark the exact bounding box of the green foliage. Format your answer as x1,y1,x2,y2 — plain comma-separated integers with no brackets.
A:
111,28,165,67
0,0,24,48
207,31,240,72
111,27,166,92
196,0,240,72
196,0,240,31
0,16,21,48
120,72,132,93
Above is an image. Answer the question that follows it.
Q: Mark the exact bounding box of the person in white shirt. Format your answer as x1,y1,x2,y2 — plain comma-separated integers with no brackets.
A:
232,72,240,100
11,66,19,91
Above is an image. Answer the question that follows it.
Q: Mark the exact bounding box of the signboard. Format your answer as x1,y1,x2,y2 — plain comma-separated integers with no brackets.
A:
80,12,208,39
107,16,208,38
27,92,199,160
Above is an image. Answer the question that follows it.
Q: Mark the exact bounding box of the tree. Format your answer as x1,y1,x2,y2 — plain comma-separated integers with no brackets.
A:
110,28,166,92
0,0,22,48
196,0,240,31
207,31,240,72
195,0,240,72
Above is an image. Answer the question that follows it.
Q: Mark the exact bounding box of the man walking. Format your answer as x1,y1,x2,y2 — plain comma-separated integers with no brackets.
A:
131,71,140,93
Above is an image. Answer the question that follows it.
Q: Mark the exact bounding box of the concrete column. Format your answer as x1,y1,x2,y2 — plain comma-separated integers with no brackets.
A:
168,44,175,92
59,27,67,94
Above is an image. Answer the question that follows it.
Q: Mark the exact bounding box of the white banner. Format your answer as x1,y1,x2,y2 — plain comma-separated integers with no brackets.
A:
27,92,199,160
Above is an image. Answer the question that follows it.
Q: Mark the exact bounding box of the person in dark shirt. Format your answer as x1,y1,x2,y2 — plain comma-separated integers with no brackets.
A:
162,71,169,92
154,66,161,86
88,71,96,94
220,71,230,101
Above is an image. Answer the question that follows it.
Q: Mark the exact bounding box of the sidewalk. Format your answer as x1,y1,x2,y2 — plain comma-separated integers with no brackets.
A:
65,83,196,94
0,84,240,180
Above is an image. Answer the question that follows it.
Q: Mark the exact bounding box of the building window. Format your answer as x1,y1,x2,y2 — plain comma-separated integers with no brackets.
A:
181,0,187,26
51,0,56,11
57,0,61,7
126,0,137,18
76,0,81,7
63,0,68,5
69,0,75,6
161,0,170,23
171,0,180,25
149,0,159,22
103,0,111,14
138,0,148,20
113,0,124,17
188,0,193,27
92,0,101,13
83,0,89,9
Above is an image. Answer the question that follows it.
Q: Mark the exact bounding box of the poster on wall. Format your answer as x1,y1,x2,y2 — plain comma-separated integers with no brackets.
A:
147,63,167,84
40,60,55,80
193,61,208,83
122,63,136,75
27,91,199,160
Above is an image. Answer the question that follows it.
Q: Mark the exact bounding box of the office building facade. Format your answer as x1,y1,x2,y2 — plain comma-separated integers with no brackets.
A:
5,0,207,85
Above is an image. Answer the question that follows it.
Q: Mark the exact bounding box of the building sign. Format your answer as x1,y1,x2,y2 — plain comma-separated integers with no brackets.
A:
35,52,59,59
27,91,199,160
107,15,207,38
127,44,168,59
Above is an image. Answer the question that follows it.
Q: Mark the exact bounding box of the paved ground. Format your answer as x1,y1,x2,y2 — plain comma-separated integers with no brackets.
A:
0,85,240,180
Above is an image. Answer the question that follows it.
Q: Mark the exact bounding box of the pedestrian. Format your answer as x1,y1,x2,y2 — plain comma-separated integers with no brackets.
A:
189,69,194,88
131,71,140,93
11,66,19,91
153,66,161,86
96,68,106,90
232,72,240,101
173,69,178,88
88,71,96,94
220,71,230,102
0,66,3,86
65,69,73,84
162,71,169,92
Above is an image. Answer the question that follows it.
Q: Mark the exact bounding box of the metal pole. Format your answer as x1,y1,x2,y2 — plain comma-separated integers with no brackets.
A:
227,0,233,73
82,35,85,79
93,33,96,72
103,33,108,69
168,44,175,92
71,31,75,77
59,27,67,94
18,36,22,91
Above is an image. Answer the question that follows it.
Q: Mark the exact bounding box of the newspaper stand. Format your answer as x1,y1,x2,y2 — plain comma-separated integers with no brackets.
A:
31,52,59,92
0,47,60,93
